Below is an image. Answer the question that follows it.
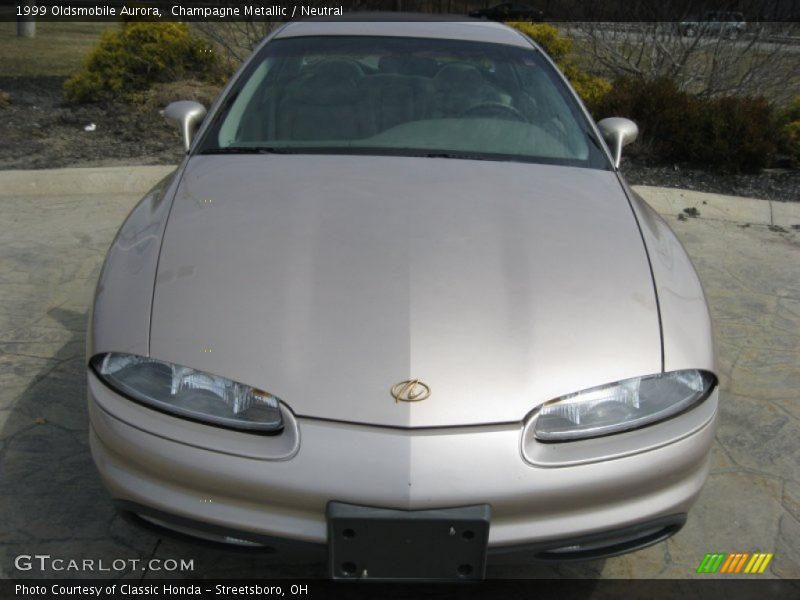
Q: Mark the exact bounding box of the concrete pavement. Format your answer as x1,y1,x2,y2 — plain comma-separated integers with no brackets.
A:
0,166,798,580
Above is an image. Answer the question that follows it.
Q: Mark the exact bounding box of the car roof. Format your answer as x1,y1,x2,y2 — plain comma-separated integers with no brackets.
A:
274,14,533,48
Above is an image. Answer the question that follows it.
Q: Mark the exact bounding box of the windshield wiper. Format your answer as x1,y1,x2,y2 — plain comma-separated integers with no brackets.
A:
416,151,496,161
199,146,295,155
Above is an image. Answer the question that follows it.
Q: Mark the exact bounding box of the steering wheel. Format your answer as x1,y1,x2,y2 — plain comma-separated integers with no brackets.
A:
460,102,527,122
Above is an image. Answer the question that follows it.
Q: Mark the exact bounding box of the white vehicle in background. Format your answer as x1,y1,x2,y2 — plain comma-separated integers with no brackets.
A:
679,11,747,38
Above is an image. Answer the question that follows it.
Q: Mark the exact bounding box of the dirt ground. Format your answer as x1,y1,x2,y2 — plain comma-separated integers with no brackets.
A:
0,76,184,170
0,75,798,202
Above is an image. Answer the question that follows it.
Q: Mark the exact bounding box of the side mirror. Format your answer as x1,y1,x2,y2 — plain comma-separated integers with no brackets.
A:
164,101,207,152
597,117,639,169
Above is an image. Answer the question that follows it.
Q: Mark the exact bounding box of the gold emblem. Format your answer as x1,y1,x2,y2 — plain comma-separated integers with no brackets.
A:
391,379,431,403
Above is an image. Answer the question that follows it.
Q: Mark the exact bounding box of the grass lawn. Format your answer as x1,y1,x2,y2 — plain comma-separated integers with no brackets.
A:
0,21,118,77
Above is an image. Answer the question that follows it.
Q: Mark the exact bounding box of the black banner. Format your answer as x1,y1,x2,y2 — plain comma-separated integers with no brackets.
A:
3,0,800,23
3,579,800,600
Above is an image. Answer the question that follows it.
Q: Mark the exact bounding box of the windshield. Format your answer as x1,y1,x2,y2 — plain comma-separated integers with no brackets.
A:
198,35,609,169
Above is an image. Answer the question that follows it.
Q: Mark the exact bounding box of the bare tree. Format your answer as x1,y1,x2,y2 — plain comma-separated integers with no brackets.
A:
192,21,280,72
191,0,341,71
572,20,799,104
189,0,799,104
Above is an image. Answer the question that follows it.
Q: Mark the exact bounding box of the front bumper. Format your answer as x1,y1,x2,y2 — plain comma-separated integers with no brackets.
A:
88,370,717,555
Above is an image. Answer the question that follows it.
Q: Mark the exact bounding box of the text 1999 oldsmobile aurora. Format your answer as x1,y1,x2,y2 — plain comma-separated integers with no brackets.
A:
87,17,717,580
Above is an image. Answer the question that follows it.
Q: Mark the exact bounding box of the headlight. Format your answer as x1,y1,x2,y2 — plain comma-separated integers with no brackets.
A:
90,353,283,433
534,370,716,442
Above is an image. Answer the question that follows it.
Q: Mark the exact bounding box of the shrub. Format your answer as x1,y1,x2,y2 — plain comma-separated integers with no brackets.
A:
561,64,612,114
780,122,800,167
596,77,702,162
510,22,571,62
777,97,800,167
595,77,776,173
64,22,220,103
136,80,223,114
697,96,775,172
780,96,800,123
509,22,611,112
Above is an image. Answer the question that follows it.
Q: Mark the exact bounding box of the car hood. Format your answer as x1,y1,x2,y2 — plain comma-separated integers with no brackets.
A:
150,155,660,428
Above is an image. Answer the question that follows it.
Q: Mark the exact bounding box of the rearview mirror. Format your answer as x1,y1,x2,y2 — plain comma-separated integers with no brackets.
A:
597,117,639,169
164,101,207,152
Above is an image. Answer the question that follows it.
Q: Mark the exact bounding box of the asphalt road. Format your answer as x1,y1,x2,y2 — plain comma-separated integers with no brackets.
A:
0,167,798,582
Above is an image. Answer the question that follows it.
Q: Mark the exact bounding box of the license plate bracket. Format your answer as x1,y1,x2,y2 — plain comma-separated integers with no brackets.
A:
327,502,490,580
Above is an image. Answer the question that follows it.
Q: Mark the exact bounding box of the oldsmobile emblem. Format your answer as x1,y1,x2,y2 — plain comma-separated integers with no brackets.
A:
391,379,431,403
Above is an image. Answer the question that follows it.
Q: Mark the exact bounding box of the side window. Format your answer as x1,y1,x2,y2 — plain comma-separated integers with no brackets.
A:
515,62,587,159
219,60,271,146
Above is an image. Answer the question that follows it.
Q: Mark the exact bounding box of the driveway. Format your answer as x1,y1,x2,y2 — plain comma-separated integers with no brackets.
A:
0,166,798,580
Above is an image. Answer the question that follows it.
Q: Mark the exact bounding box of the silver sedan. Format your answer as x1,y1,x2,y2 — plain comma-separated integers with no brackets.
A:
87,17,717,580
